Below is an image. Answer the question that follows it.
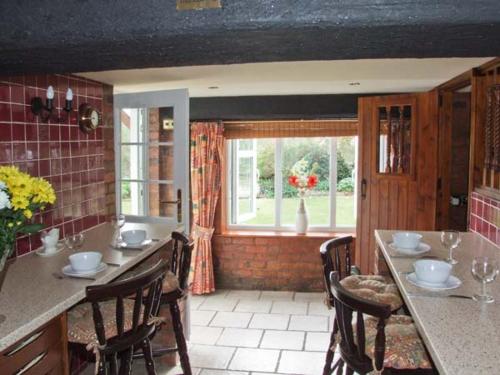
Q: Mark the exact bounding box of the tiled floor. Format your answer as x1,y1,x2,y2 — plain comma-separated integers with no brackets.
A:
82,289,335,375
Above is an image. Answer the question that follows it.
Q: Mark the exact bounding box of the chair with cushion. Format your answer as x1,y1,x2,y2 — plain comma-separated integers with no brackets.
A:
320,236,403,375
327,270,436,374
67,260,168,375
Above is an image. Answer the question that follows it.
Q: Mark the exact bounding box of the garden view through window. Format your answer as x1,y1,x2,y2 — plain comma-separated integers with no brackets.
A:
228,136,357,229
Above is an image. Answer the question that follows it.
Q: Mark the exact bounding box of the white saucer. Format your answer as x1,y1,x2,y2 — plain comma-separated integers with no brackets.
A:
62,262,107,277
117,239,153,250
36,243,65,257
406,272,462,290
389,242,431,255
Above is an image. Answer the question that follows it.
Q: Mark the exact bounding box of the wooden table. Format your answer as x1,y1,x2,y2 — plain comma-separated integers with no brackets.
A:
375,230,500,375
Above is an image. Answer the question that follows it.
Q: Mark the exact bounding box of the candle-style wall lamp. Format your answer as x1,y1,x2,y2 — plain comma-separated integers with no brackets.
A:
31,86,73,122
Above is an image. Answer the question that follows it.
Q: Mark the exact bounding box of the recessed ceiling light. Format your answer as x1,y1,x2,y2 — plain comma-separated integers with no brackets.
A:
208,86,219,89
349,82,360,86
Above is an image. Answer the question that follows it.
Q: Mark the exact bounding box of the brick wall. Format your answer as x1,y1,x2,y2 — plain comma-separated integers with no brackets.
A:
212,233,355,292
469,191,500,246
0,74,114,256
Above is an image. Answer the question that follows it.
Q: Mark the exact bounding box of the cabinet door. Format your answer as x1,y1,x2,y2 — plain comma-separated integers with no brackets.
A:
356,92,439,274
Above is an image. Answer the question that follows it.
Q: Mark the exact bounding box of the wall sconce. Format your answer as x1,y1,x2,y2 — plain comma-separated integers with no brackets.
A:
63,88,73,113
31,85,54,122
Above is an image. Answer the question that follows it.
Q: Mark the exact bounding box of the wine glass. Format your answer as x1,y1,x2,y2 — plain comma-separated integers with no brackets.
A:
471,256,499,303
441,230,461,265
65,232,85,251
111,214,126,247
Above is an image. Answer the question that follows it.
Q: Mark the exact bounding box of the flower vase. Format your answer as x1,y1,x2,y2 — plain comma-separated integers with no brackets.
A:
0,243,14,325
295,197,308,234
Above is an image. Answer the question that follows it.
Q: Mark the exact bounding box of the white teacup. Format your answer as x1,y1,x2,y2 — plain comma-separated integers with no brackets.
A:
392,232,422,250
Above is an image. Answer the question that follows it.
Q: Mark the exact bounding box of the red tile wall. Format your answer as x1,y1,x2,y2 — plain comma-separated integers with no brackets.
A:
469,191,500,246
0,74,111,256
212,233,356,292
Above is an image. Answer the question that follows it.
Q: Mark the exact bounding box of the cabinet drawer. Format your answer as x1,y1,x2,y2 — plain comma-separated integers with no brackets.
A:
0,315,66,375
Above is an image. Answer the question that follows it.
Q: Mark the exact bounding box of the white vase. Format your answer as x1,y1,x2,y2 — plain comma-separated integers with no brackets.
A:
295,197,308,234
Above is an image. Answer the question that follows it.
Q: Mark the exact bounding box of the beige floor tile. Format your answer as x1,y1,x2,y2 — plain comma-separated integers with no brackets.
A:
260,291,294,301
288,315,328,332
189,344,236,369
217,328,263,348
249,313,290,330
190,326,224,345
278,350,326,375
308,301,332,316
210,311,253,328
228,348,280,372
200,370,249,375
199,297,239,312
235,299,272,313
260,330,304,350
226,290,262,300
271,301,308,315
192,310,217,326
293,292,325,302
190,295,207,310
305,331,331,351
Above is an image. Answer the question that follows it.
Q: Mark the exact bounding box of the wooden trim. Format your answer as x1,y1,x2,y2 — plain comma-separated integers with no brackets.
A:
219,230,355,238
475,186,500,201
437,70,472,92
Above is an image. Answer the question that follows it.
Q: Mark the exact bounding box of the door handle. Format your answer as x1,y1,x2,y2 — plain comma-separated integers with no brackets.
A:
361,178,367,199
162,189,182,223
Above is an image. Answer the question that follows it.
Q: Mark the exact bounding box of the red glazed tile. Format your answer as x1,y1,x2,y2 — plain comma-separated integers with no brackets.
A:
49,142,61,158
39,159,50,176
10,85,24,104
25,142,38,160
38,124,49,141
0,143,12,163
24,75,37,88
12,143,26,161
25,124,37,141
60,126,69,141
16,237,31,256
0,122,11,139
0,84,9,102
60,142,70,157
0,103,10,122
12,123,25,141
49,125,60,141
11,104,25,123
39,142,50,159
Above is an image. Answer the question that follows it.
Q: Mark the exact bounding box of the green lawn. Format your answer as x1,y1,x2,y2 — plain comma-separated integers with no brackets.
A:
241,195,355,227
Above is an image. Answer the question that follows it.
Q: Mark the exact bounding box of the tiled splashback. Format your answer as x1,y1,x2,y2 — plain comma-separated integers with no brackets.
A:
469,191,500,246
0,74,109,256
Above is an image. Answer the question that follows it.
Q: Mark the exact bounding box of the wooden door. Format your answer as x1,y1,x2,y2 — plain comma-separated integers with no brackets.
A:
356,92,439,274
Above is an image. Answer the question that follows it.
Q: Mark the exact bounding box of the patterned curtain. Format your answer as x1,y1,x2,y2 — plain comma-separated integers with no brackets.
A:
189,122,224,294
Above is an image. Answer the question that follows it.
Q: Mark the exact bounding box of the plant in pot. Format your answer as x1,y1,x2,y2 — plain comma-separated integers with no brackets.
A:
0,166,56,275
287,160,318,234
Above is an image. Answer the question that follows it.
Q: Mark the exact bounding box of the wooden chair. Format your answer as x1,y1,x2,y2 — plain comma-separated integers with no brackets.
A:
67,259,169,375
328,271,436,375
320,236,403,375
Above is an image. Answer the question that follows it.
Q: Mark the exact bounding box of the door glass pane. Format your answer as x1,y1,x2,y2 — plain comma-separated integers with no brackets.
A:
282,137,330,226
149,182,176,218
121,145,145,180
149,145,173,181
151,107,174,143
377,105,412,174
120,108,145,143
336,136,356,227
121,181,145,216
238,156,254,220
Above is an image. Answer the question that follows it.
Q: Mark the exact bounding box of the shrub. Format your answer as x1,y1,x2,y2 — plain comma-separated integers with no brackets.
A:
337,177,354,193
258,178,275,198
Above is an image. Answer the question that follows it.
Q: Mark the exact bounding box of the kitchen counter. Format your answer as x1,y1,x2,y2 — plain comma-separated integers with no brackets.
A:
0,222,181,353
375,230,500,375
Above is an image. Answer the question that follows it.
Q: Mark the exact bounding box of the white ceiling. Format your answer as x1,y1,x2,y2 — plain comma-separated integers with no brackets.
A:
79,58,492,97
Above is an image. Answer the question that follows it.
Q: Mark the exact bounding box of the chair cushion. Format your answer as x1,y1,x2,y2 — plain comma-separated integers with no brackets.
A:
340,275,403,311
67,299,142,344
162,271,180,293
362,315,432,370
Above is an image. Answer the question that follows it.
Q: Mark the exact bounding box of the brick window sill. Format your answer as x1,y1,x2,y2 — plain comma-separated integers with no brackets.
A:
218,230,355,238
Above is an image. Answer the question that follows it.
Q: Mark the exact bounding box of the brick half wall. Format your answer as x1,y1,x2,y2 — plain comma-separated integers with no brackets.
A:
212,233,355,292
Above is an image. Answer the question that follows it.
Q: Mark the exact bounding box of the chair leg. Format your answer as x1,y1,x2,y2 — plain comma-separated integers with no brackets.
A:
97,353,107,375
345,366,354,375
142,339,157,375
119,347,134,375
323,320,338,375
336,359,344,375
169,301,192,375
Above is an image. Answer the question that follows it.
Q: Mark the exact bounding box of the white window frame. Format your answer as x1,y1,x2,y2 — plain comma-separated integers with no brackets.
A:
226,136,357,232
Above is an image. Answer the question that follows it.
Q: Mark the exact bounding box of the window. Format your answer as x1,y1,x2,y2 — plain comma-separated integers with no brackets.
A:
227,136,357,230
118,107,175,218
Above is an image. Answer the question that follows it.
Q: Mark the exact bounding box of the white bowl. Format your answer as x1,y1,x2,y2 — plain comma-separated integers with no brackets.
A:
69,252,102,273
392,232,423,249
122,230,147,245
414,260,452,285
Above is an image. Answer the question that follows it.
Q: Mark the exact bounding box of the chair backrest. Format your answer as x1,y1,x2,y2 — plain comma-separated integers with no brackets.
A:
329,271,392,374
320,236,353,308
170,231,194,291
85,260,169,357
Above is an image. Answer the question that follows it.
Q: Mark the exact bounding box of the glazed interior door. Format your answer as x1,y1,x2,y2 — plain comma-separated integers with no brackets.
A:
114,89,189,227
356,93,439,274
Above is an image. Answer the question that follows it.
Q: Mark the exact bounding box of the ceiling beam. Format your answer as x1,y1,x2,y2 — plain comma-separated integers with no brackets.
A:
0,0,499,75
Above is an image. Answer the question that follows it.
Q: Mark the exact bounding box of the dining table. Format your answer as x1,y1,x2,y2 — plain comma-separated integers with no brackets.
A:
375,230,500,375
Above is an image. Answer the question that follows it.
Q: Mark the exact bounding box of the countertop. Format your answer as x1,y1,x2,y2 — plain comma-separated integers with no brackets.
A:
375,230,500,375
0,222,181,352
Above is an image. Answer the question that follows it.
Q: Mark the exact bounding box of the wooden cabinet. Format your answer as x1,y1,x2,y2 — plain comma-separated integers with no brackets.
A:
356,92,439,274
0,314,69,375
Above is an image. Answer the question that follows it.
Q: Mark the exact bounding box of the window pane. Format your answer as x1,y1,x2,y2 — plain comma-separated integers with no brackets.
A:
282,138,330,226
237,156,254,219
121,145,145,180
149,182,176,218
121,181,144,216
238,140,253,151
149,144,173,181
336,136,357,227
120,108,145,143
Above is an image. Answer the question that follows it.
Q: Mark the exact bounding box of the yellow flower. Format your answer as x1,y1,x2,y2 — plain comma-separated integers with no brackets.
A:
24,209,33,219
7,223,13,228
16,221,21,226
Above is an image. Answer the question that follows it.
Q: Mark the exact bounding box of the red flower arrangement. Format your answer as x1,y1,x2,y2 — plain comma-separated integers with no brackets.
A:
288,173,318,197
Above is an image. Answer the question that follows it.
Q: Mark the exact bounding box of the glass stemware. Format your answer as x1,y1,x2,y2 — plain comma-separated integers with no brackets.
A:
111,214,126,247
471,256,499,303
65,232,85,251
441,230,461,265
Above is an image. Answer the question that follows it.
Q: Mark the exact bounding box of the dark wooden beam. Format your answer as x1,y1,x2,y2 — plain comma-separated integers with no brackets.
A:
0,0,499,74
